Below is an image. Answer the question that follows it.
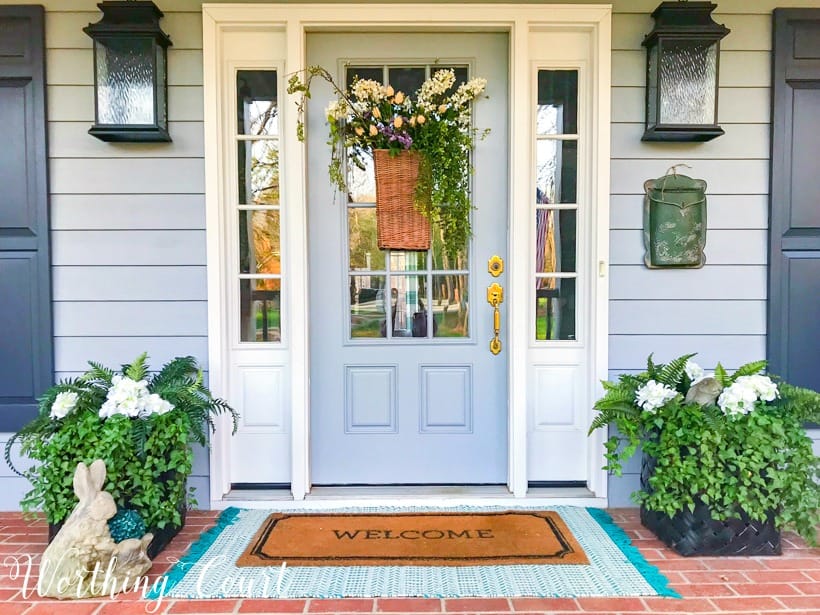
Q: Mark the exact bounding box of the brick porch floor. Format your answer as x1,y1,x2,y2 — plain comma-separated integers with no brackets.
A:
0,509,817,615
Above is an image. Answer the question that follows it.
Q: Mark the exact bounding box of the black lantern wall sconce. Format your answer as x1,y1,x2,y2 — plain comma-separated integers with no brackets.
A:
84,1,173,142
642,1,730,142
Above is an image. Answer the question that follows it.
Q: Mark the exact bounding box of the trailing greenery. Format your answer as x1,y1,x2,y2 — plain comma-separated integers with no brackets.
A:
589,353,820,546
5,354,238,529
287,66,488,258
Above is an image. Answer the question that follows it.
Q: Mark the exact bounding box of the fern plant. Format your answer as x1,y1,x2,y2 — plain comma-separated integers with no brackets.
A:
589,353,820,546
5,354,238,530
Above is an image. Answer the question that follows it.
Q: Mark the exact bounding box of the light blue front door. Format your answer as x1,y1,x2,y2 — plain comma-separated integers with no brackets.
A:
307,33,509,485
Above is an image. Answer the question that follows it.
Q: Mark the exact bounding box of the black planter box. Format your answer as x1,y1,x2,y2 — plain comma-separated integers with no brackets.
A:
639,453,781,557
48,506,186,560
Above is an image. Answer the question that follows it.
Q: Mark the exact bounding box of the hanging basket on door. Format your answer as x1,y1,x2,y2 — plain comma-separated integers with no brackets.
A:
373,149,430,251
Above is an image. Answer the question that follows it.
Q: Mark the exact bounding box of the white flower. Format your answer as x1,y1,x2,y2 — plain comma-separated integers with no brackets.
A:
451,77,487,107
635,380,679,413
417,69,456,112
717,375,779,417
50,391,78,419
685,360,705,383
139,393,174,418
718,379,760,416
98,375,173,419
325,99,348,122
739,374,779,402
351,79,385,103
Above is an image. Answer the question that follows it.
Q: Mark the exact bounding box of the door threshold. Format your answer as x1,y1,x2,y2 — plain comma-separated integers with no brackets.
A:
217,485,606,509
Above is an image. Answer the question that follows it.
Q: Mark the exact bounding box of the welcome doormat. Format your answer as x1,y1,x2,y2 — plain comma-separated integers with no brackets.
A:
236,511,589,567
150,506,680,599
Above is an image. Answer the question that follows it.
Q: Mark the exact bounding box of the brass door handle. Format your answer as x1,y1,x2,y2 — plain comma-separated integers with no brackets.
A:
487,283,503,355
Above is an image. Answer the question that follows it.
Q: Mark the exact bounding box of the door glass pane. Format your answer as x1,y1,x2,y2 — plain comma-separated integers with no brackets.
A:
347,148,376,203
346,66,384,89
238,140,280,205
240,278,281,342
348,207,386,271
239,210,280,275
390,251,426,271
535,277,576,341
536,139,577,204
433,274,469,338
386,275,428,338
388,67,425,96
537,70,577,135
236,70,278,136
535,209,576,273
351,274,386,338
432,224,468,271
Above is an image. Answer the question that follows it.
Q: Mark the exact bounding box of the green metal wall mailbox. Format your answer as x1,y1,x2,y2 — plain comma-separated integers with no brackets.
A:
643,169,707,268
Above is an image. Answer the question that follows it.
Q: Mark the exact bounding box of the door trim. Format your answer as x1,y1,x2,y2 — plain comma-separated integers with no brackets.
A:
202,3,612,502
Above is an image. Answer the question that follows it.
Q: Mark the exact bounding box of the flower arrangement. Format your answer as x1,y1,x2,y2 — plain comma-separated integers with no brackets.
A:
287,66,488,256
589,354,820,546
5,354,238,536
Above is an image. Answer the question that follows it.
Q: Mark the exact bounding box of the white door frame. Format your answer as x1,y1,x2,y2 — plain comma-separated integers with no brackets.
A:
203,3,612,504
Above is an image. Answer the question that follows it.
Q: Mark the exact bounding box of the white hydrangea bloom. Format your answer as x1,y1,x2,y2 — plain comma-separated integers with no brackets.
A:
99,375,174,419
739,374,779,402
635,380,678,413
50,391,79,419
139,393,174,418
685,360,705,383
718,379,761,416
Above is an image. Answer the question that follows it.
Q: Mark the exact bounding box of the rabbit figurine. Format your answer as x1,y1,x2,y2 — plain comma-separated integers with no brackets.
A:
38,460,154,599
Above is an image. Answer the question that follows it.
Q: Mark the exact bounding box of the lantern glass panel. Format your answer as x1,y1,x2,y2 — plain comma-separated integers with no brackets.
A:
658,39,718,125
95,38,155,125
647,44,659,128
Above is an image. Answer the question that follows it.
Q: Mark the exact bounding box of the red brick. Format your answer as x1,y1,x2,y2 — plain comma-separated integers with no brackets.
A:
710,596,783,611
764,558,820,569
641,597,717,612
683,571,748,584
0,603,30,615
377,598,442,612
510,598,579,611
701,559,766,571
774,595,820,609
681,583,736,597
743,570,811,583
795,582,820,595
805,570,820,581
24,603,102,615
575,597,647,611
731,582,799,596
308,598,375,612
653,560,710,572
168,599,241,613
97,601,167,615
240,599,308,613
444,598,511,612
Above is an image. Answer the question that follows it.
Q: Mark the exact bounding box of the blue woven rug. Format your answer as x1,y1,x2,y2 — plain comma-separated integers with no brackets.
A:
150,506,679,599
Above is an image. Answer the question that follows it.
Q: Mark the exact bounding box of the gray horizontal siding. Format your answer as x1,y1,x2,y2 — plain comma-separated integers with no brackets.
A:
610,195,769,230
51,195,205,230
52,230,206,265
53,267,207,301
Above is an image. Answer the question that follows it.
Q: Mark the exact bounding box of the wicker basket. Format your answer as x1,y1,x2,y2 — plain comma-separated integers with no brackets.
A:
640,453,781,556
373,149,430,251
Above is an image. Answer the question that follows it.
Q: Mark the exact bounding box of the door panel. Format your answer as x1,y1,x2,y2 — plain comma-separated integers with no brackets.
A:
769,10,820,393
307,33,509,485
0,6,51,432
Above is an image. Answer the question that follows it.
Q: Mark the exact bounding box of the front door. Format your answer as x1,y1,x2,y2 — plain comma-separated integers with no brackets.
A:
307,33,509,485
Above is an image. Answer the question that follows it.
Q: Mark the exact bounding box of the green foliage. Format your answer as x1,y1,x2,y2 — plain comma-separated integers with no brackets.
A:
589,353,820,546
6,355,238,530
